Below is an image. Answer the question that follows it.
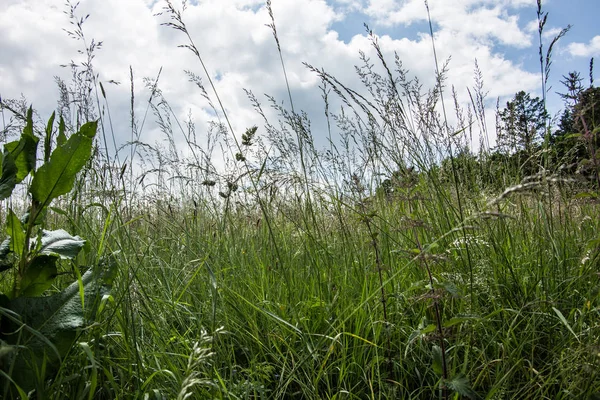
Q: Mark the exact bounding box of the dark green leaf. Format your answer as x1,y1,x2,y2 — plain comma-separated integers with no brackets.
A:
29,120,97,206
20,255,58,297
6,210,25,256
0,151,17,200
39,229,86,259
11,266,116,351
2,260,116,392
4,135,38,183
4,108,39,183
446,373,479,399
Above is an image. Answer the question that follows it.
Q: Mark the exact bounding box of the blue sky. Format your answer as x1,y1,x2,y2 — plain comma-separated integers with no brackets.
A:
330,0,598,111
510,0,599,96
1,0,599,161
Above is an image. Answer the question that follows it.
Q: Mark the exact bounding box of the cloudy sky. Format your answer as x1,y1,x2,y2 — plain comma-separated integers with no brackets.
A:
1,0,598,162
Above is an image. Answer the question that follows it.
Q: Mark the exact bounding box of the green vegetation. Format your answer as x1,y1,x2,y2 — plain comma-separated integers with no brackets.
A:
1,0,599,398
0,109,116,397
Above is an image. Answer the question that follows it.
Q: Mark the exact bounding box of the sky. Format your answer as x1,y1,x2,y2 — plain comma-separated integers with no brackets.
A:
1,0,599,166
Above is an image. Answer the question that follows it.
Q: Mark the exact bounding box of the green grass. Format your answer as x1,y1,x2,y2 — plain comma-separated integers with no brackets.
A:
36,176,597,399
2,1,600,398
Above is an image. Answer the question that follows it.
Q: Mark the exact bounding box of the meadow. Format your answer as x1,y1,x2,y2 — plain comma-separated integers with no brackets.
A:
0,1,599,399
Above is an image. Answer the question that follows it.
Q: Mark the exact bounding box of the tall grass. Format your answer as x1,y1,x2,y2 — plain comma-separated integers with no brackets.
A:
1,0,599,399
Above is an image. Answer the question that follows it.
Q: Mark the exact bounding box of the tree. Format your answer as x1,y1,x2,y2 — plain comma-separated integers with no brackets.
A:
551,72,585,162
497,91,549,156
573,86,600,133
558,71,584,106
496,91,549,176
572,86,600,186
551,71,600,186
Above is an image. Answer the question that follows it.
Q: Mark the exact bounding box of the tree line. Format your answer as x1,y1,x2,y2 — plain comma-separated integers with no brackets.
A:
376,67,600,197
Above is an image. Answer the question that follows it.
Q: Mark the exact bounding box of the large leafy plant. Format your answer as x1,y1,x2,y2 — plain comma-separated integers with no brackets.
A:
0,109,115,396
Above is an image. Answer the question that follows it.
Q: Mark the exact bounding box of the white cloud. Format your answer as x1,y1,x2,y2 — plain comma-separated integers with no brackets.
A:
568,35,600,57
331,0,364,12
0,0,543,162
364,0,532,48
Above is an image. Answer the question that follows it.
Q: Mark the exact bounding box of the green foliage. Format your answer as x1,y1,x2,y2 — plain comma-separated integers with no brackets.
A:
3,264,116,393
30,120,96,207
0,151,18,200
497,91,548,158
574,86,600,132
0,4,598,398
445,374,479,399
19,254,59,297
4,108,40,184
0,109,116,396
552,72,590,164
551,78,600,185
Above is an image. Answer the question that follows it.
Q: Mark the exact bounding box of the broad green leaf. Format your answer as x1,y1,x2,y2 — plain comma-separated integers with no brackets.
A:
4,135,39,183
29,120,97,207
4,108,39,183
446,373,479,399
2,257,117,392
6,210,25,256
0,151,18,200
10,263,117,351
39,229,86,259
20,255,59,297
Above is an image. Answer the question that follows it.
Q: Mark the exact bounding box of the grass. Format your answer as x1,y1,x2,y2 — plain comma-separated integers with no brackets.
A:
2,0,600,398
37,175,598,399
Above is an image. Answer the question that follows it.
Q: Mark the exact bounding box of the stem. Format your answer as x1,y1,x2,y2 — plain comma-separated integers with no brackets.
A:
414,227,448,399
359,202,392,375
